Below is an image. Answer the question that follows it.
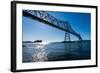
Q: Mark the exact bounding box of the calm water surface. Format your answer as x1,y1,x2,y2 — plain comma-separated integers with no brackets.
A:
22,40,91,63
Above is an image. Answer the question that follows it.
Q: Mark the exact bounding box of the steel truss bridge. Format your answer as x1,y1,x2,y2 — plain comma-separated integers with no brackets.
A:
23,10,82,41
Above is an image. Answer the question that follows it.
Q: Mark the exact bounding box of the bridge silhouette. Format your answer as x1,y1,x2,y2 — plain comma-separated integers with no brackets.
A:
23,10,82,42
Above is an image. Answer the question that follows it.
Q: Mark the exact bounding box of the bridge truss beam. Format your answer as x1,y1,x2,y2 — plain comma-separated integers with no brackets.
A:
23,10,82,41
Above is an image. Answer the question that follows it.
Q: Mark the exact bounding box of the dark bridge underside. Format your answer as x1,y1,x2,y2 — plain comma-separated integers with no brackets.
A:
23,11,82,41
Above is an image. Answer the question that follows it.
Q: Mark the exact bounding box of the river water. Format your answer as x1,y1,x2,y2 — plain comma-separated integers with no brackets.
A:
22,40,91,63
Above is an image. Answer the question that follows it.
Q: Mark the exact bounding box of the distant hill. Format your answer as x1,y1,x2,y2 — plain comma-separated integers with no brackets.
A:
23,41,33,43
33,40,42,43
23,40,42,43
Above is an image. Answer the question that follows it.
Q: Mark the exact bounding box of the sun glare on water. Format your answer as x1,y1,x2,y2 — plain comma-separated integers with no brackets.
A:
41,42,49,45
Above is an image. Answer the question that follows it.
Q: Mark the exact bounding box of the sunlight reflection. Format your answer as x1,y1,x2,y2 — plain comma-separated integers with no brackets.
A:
35,44,44,49
32,44,48,62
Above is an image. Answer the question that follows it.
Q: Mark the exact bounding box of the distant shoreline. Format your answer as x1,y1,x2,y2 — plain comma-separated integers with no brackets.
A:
23,40,91,43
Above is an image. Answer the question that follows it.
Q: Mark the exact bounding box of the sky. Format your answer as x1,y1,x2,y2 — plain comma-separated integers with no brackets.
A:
22,10,91,43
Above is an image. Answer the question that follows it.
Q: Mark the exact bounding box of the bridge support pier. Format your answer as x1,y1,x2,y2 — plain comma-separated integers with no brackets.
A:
64,32,71,42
